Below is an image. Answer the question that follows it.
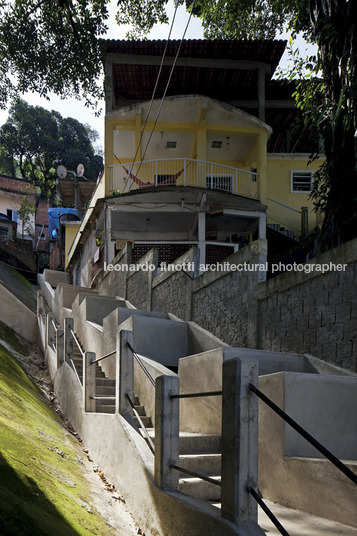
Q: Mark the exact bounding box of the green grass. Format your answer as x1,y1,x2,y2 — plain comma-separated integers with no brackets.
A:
0,329,116,536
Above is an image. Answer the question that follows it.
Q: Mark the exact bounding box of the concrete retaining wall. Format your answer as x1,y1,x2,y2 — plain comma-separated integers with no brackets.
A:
0,282,38,343
258,372,357,527
45,339,258,536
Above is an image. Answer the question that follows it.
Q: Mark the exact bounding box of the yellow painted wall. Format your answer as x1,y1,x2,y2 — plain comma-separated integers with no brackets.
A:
65,225,80,267
267,156,325,233
104,103,324,236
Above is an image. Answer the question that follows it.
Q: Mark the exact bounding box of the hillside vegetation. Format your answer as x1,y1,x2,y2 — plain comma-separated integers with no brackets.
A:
0,322,118,536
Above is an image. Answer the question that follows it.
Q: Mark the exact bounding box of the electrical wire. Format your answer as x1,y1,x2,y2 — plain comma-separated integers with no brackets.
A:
119,1,180,195
135,0,196,180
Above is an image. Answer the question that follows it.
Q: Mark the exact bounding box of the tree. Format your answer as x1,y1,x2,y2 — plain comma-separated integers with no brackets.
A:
0,0,109,110
17,185,36,242
116,0,357,250
1,0,355,248
0,99,104,200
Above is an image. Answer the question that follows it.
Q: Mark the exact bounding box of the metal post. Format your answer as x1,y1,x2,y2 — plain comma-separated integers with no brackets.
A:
198,211,206,272
155,160,158,187
154,375,180,490
183,159,186,186
116,330,133,415
84,352,96,412
301,206,309,236
221,358,259,525
56,329,64,368
64,317,74,363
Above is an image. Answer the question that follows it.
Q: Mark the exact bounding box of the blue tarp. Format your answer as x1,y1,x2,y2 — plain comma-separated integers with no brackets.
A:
48,208,79,239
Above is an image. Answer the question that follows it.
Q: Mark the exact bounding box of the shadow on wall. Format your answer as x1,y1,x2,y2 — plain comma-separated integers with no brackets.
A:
0,452,80,536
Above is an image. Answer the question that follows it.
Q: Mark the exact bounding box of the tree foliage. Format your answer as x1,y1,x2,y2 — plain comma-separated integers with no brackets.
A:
0,99,104,200
0,0,109,109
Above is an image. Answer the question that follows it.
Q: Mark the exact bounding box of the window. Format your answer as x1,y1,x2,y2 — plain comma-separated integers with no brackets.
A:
166,141,177,149
291,170,313,192
211,140,222,149
206,175,232,192
7,209,18,222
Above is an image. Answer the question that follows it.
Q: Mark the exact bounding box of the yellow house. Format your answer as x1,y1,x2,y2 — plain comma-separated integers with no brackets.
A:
66,39,324,282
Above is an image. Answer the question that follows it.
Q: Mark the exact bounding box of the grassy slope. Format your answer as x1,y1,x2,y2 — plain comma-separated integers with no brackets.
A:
0,325,115,536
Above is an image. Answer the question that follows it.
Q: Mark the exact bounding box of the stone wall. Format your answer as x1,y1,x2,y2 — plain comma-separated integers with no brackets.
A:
191,241,266,348
95,237,357,372
95,242,132,298
151,248,199,321
126,248,158,311
257,239,357,371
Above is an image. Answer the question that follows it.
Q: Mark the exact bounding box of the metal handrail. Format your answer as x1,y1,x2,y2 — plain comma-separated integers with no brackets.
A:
70,328,85,358
70,359,82,386
249,383,357,486
170,464,221,487
127,342,156,388
126,393,155,455
267,197,302,214
51,318,59,332
248,487,290,536
91,349,116,365
171,391,222,399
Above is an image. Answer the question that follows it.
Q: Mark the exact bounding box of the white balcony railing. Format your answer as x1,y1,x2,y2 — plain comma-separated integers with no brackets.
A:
108,158,259,199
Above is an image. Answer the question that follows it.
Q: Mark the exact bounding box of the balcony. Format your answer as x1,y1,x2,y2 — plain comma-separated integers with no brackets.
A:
108,158,259,200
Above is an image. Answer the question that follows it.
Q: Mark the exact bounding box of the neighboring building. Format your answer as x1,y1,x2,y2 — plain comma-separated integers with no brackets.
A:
65,39,325,284
0,175,36,241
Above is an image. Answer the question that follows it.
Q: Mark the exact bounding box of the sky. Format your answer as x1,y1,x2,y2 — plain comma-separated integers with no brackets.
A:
0,1,314,156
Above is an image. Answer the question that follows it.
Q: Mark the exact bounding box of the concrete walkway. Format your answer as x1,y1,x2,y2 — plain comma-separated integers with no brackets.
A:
259,501,357,535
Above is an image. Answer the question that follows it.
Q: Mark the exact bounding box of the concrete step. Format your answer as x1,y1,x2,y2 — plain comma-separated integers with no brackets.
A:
178,433,221,455
96,403,115,414
146,431,221,455
96,385,116,396
133,405,147,416
134,415,153,428
133,395,140,406
179,476,221,501
96,378,115,387
73,366,105,378
178,453,221,476
258,501,357,536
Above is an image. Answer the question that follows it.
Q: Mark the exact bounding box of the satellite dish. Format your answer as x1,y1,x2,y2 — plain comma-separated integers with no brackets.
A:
56,165,67,179
77,163,85,177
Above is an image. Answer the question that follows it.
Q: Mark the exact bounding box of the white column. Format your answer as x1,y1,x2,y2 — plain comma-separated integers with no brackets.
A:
105,206,115,265
258,212,267,240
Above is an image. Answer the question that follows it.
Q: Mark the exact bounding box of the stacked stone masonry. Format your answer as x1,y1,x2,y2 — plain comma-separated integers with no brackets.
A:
93,238,357,373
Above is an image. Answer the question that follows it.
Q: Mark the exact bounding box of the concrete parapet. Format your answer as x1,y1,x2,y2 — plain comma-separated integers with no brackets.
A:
258,371,357,527
43,268,70,288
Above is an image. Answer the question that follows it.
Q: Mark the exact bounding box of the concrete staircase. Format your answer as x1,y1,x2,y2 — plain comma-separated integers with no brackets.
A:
146,430,222,502
178,433,221,501
132,395,153,428
72,334,116,413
